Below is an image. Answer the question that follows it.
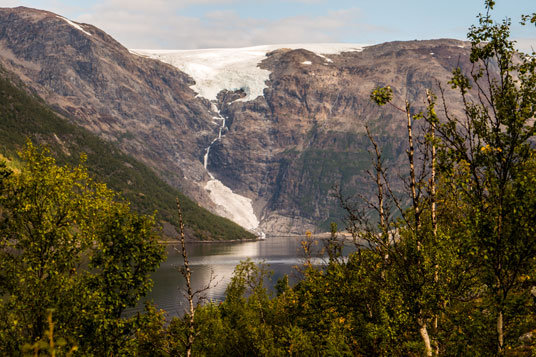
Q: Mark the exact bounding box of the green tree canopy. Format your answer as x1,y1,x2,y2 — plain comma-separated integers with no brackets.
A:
0,142,165,356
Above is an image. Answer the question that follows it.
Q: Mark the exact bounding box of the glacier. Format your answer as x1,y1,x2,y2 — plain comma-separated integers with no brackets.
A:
131,44,367,234
202,105,260,232
131,43,367,102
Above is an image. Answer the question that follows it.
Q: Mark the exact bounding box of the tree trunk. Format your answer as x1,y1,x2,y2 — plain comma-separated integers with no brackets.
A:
365,126,389,272
428,90,440,356
176,198,195,357
497,310,504,354
406,101,419,219
418,318,433,357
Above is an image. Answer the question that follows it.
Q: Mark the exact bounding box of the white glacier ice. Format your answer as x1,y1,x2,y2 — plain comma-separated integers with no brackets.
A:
131,43,367,102
204,179,259,231
203,106,227,179
202,105,260,232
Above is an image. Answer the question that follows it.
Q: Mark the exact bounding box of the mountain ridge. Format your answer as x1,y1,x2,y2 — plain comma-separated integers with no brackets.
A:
0,6,474,234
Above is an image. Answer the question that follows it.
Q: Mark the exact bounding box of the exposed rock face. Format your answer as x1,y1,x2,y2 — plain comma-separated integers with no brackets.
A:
0,6,219,210
207,41,472,233
0,7,473,235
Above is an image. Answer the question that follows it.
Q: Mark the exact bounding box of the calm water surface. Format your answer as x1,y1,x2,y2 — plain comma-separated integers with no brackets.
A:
132,236,354,317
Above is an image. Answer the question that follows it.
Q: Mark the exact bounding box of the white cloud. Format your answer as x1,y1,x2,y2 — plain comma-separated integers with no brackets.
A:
83,0,239,15
3,1,387,49
76,5,371,49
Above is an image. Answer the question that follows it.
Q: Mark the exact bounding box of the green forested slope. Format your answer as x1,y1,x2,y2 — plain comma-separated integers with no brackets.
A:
0,66,255,241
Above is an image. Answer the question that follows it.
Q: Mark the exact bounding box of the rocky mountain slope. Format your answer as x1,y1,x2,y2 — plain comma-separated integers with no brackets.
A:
0,7,220,209
0,7,473,235
253,42,469,232
0,62,255,241
137,41,472,233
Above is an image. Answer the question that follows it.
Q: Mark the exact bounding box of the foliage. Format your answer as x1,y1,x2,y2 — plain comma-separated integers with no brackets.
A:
432,1,536,352
370,86,393,106
0,143,165,356
21,310,78,357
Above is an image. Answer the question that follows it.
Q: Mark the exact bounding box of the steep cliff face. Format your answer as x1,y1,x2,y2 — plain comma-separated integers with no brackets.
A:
0,7,473,235
0,6,221,210
0,65,256,241
202,41,472,233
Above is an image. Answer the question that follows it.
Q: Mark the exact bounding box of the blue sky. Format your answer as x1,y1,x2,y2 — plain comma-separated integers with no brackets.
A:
1,0,534,51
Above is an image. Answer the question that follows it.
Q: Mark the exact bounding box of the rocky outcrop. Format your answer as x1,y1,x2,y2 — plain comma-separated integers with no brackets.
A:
0,7,474,235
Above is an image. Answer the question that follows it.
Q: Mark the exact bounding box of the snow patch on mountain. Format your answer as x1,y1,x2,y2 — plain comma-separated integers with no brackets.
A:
205,179,259,230
131,43,367,102
57,16,92,37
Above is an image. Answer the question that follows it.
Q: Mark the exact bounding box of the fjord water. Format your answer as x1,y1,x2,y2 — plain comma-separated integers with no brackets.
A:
135,236,354,317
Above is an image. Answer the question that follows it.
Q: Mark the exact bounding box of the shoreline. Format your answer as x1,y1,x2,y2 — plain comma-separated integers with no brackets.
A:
158,237,260,244
158,231,355,245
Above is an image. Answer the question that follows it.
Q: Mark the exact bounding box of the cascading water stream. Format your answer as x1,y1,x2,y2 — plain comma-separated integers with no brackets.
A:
203,105,263,237
203,106,226,179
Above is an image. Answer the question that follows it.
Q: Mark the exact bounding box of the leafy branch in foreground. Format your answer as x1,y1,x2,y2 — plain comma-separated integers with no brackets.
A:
358,1,536,354
435,1,536,352
0,142,165,356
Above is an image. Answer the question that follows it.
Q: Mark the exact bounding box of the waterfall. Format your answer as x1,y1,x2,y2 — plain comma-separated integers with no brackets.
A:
203,105,262,235
203,111,225,179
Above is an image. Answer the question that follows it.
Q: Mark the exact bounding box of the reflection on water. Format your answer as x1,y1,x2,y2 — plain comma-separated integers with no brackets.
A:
130,236,354,317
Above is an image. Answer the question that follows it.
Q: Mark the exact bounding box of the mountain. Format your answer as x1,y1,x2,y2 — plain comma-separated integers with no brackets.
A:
0,6,220,211
0,56,255,241
0,7,473,235
137,42,473,233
